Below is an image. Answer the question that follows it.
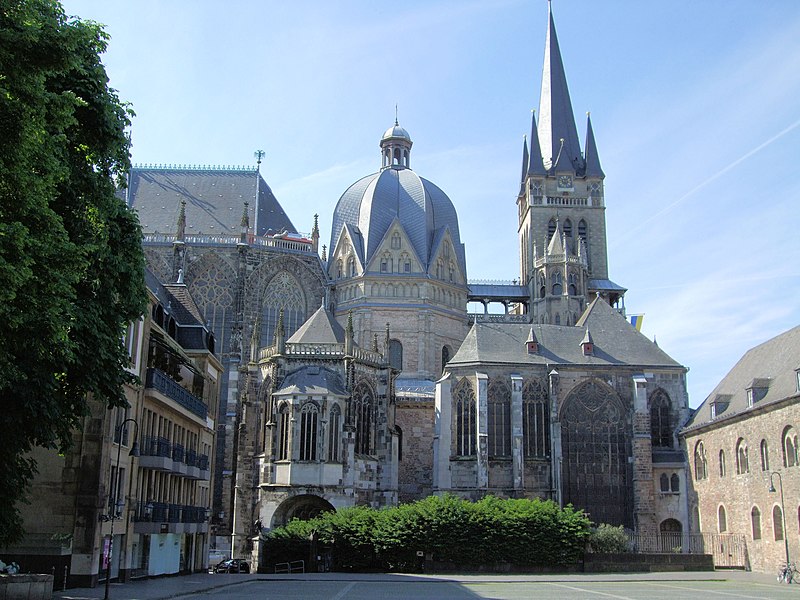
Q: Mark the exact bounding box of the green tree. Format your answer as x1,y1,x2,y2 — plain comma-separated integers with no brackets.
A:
0,0,146,545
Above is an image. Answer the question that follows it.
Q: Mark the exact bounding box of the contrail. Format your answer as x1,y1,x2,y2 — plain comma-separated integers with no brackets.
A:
612,117,800,248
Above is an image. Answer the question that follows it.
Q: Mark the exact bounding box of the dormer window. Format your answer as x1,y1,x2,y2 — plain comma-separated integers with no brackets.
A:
580,330,593,356
526,327,538,354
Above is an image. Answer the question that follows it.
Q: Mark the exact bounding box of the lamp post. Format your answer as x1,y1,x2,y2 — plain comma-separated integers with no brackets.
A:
102,418,139,600
769,471,790,568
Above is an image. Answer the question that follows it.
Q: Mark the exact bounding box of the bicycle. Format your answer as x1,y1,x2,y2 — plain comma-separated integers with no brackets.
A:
777,561,798,583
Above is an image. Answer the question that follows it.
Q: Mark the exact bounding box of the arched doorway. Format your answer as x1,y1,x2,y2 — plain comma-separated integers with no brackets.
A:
660,518,683,552
270,494,335,529
560,380,632,528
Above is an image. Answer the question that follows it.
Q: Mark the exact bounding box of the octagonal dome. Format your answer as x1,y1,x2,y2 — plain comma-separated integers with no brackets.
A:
382,124,411,142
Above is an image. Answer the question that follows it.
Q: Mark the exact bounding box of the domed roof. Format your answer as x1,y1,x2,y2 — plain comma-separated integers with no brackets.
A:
382,123,411,142
329,166,465,275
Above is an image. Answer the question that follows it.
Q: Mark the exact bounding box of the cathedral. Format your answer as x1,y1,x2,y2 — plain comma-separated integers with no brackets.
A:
129,5,690,564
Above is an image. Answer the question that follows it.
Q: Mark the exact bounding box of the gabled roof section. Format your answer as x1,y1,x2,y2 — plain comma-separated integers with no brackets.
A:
684,325,800,432
428,225,466,281
584,113,604,178
287,304,348,345
537,4,582,174
370,216,425,272
128,166,296,237
275,365,347,396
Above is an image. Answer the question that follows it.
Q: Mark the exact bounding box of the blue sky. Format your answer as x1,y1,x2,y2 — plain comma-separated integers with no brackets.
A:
62,0,800,408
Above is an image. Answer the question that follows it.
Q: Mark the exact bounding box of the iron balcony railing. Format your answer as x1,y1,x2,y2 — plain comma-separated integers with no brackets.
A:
134,501,208,524
140,436,208,472
172,443,184,463
145,368,208,419
141,436,171,458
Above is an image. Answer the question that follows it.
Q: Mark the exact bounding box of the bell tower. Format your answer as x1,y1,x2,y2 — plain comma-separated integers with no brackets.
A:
517,4,624,325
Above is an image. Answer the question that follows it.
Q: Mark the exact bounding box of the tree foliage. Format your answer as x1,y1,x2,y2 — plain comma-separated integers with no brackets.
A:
262,495,592,572
0,0,146,545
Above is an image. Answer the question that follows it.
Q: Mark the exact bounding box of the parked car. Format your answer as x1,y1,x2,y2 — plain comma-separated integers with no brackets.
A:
214,558,250,573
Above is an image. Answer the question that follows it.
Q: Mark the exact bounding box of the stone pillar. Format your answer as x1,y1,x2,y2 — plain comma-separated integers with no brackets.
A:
475,372,489,490
632,374,656,535
433,373,452,492
510,374,524,491
548,369,562,506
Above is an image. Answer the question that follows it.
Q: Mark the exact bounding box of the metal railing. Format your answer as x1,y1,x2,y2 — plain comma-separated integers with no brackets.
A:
134,501,208,524
274,560,305,574
141,436,171,458
145,368,208,419
625,532,747,569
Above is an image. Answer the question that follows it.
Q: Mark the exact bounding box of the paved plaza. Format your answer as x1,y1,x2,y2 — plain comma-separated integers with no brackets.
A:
54,571,796,600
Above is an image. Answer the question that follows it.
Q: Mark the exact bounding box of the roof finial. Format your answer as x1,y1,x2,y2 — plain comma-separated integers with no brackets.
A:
395,104,399,126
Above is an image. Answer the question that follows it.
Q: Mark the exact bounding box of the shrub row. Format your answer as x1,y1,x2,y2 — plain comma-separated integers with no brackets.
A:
262,494,592,571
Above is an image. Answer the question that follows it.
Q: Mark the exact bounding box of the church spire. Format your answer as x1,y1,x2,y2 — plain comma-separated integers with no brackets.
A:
527,109,547,177
584,112,604,178
519,135,529,196
538,2,582,174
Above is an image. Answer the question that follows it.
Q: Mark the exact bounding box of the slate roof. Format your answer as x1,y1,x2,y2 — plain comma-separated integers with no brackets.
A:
683,325,800,432
287,304,347,345
145,269,214,352
126,167,296,237
449,297,682,369
274,365,347,396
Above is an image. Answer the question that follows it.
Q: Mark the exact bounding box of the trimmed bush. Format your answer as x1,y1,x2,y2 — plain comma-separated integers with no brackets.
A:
261,495,591,572
588,523,629,554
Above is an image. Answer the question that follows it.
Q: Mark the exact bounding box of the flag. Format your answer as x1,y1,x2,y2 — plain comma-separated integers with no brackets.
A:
630,314,644,331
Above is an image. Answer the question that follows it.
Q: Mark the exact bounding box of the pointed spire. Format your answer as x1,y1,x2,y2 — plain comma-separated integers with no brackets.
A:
240,201,250,244
584,112,604,178
373,333,379,352
176,199,186,241
384,322,391,356
311,213,320,253
274,308,285,354
249,314,262,363
519,134,530,196
321,244,327,261
546,218,565,256
345,310,354,355
527,110,547,177
538,3,582,173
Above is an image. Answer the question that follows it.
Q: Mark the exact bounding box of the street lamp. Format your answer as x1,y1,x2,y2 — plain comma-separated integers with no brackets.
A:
102,417,139,600
769,471,790,568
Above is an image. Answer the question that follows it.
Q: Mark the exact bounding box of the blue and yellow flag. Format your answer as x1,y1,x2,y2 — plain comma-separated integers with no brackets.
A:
630,314,644,331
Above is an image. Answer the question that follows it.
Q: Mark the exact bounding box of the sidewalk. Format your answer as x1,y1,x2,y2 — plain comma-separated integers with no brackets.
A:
53,569,780,600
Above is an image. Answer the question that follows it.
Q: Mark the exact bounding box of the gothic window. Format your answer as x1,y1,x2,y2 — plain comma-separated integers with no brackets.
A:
548,218,557,239
718,505,728,533
444,243,451,259
391,232,401,249
328,405,341,462
277,403,290,460
719,449,726,477
554,313,560,325
487,379,511,458
578,219,587,241
389,339,403,370
523,379,549,458
448,262,455,283
347,256,356,277
353,384,374,455
561,380,631,528
736,439,749,474
773,505,784,541
441,346,451,374
538,272,546,299
670,473,680,492
568,273,578,296
751,506,761,540
336,259,343,278
649,389,673,448
454,378,476,456
660,473,669,492
262,271,306,346
380,253,392,273
436,260,444,279
563,218,572,238
551,271,562,295
782,426,798,467
694,441,707,480
299,403,318,461
760,439,770,471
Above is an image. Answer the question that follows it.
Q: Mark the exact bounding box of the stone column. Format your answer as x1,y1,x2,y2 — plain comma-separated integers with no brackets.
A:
548,369,562,506
511,374,524,491
433,373,452,492
632,374,656,535
476,372,489,490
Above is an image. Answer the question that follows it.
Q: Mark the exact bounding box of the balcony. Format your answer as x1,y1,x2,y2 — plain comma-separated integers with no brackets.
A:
145,368,207,419
133,501,209,535
138,436,210,481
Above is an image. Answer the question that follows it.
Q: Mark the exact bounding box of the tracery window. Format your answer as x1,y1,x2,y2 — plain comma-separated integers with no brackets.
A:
719,449,726,477
760,439,770,471
736,438,749,474
751,506,761,540
568,273,578,296
353,384,374,455
563,218,572,238
578,219,587,241
773,505,784,541
389,339,403,370
649,389,673,448
328,405,341,462
391,232,401,249
299,403,318,461
487,379,511,458
782,426,798,467
551,271,562,295
262,271,306,346
277,403,290,460
522,378,550,458
454,378,476,456
694,441,707,480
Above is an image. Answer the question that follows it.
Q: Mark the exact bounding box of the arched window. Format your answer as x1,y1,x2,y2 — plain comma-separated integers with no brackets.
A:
347,256,356,277
694,441,707,481
650,389,673,448
353,385,373,455
548,218,557,240
538,272,546,299
719,449,726,477
441,346,451,374
277,403,290,460
718,505,728,533
578,219,587,241
389,339,403,370
760,439,770,471
568,273,578,296
391,232,401,249
487,379,511,458
454,378,476,456
522,379,549,458
736,438,749,474
336,259,343,279
671,473,680,492
782,426,798,467
328,405,341,462
751,506,761,540
773,505,784,541
563,218,572,238
660,473,669,492
551,271,563,295
299,403,318,461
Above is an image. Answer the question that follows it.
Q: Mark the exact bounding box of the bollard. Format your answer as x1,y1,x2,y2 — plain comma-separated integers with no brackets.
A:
63,565,69,591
